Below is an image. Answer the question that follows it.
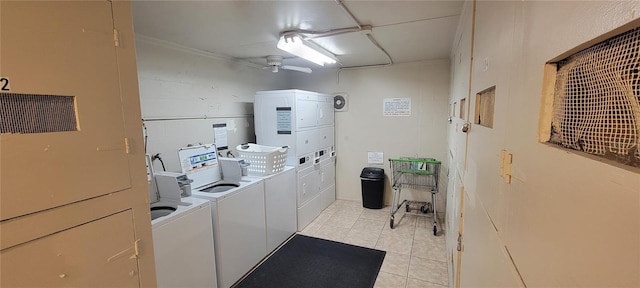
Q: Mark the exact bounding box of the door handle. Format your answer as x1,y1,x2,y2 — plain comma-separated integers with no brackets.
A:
462,123,470,133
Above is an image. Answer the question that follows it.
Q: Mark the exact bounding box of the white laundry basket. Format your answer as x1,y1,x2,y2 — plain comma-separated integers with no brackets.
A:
236,143,288,176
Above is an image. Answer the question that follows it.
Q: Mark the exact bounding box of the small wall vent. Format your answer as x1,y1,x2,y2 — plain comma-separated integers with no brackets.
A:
1,93,78,134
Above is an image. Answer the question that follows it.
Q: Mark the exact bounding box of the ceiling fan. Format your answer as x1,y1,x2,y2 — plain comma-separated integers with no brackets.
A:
264,55,312,74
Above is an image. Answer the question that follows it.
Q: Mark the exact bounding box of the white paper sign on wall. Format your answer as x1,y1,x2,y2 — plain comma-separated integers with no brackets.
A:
383,98,411,116
368,151,384,164
213,123,228,150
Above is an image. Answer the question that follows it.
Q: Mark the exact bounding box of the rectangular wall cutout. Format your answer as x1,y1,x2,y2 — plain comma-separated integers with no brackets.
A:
475,86,495,128
460,99,466,120
0,93,78,134
541,26,640,169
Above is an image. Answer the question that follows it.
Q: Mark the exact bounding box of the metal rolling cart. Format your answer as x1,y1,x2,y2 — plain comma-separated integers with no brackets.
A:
389,157,441,235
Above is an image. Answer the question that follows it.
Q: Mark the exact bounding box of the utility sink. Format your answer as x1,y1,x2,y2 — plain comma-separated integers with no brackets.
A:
199,182,240,193
150,205,177,220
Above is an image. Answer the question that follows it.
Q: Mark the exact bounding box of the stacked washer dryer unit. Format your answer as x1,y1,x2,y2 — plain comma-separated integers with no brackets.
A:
255,89,336,231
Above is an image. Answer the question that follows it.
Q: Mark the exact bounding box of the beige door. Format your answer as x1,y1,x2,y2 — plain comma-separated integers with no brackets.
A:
459,190,523,287
456,1,525,287
0,1,131,219
445,1,475,287
1,210,140,287
446,98,468,287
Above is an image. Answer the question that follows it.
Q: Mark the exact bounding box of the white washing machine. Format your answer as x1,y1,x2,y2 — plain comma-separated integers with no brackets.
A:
151,197,217,288
192,168,298,288
177,144,267,288
191,177,265,288
261,166,297,252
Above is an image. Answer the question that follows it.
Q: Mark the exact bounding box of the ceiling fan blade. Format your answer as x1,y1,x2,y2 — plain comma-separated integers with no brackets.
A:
281,65,312,74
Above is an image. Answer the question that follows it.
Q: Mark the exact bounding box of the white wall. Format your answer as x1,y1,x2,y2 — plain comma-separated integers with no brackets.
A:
450,1,640,287
291,60,451,213
135,36,291,187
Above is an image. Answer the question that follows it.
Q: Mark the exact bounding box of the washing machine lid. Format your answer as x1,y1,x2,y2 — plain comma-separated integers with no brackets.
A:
178,144,222,190
151,197,210,227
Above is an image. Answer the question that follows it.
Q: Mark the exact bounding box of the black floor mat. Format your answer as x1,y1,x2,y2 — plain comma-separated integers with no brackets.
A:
234,234,386,288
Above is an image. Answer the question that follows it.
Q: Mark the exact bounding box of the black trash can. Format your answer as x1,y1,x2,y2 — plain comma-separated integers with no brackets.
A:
360,167,385,209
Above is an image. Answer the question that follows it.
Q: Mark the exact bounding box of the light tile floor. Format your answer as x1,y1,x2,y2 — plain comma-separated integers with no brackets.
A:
299,200,448,288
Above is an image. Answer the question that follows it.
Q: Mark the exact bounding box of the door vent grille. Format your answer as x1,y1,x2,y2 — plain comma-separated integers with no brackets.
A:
0,93,77,134
548,26,640,168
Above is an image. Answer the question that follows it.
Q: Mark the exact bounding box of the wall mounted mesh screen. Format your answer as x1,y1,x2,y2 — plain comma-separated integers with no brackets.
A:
0,93,77,134
549,27,640,168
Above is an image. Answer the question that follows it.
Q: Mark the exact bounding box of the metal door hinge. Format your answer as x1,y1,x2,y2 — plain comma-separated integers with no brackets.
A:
113,29,120,47
107,239,139,262
500,150,513,184
96,139,128,153
124,138,130,154
131,239,140,259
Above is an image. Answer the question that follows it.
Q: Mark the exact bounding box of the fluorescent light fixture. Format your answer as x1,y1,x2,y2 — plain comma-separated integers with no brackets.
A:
277,36,338,66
